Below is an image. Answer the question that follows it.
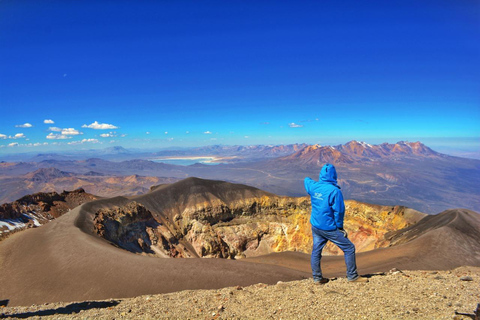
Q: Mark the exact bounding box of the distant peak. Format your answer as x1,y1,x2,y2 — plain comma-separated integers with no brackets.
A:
344,140,372,148
345,140,360,145
307,144,321,150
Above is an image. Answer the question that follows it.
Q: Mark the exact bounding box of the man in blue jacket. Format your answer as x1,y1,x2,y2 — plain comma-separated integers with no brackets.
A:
305,163,367,283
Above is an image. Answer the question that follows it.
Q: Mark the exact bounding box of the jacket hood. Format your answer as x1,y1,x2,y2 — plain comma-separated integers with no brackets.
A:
319,163,340,188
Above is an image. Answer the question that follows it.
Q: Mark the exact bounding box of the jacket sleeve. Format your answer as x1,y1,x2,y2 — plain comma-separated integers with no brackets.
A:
304,177,314,195
330,189,345,229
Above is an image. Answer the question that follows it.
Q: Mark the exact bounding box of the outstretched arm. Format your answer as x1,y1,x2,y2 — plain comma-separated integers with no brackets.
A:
304,177,314,194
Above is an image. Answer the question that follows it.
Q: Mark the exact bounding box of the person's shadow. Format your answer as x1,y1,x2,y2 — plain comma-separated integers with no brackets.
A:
0,300,120,318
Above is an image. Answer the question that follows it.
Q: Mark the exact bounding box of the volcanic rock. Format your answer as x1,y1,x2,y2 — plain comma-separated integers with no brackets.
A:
91,177,425,259
0,188,97,240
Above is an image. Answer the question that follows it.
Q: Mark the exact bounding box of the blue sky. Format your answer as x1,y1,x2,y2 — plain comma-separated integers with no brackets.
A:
0,1,479,156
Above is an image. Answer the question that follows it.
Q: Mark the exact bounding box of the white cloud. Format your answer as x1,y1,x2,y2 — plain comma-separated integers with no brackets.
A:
145,132,150,135
100,132,117,138
48,127,83,135
82,121,118,130
61,128,82,135
15,123,33,128
44,119,55,124
165,132,168,135
68,138,99,145
46,133,71,140
8,142,19,147
289,123,304,128
10,133,26,139
185,131,190,134
0,134,6,139
244,136,249,139
120,134,127,137
204,131,212,134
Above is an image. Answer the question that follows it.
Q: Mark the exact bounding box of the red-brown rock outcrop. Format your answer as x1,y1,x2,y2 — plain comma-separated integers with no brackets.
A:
0,188,97,240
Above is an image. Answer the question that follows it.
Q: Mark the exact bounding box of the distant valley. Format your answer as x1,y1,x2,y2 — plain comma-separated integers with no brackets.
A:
1,141,479,213
0,166,180,205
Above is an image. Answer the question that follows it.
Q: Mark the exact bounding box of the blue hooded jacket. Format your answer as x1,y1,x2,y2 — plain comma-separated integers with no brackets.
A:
304,163,345,231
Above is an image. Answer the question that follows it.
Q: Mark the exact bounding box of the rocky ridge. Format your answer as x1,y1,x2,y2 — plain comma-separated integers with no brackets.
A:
0,189,97,240
93,202,188,258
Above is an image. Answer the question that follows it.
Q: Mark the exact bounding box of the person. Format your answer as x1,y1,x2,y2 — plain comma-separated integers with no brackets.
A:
304,163,368,284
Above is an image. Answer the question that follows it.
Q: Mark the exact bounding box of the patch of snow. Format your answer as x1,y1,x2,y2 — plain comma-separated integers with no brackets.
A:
0,219,26,233
398,141,412,148
24,213,41,227
0,212,43,234
0,220,17,231
359,141,372,148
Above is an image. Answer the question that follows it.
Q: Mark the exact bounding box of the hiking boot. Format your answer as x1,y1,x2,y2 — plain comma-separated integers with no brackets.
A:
314,277,329,284
348,276,369,283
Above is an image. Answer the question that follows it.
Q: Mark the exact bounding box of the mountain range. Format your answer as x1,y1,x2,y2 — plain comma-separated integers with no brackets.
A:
280,140,441,165
1,141,479,213
242,141,479,213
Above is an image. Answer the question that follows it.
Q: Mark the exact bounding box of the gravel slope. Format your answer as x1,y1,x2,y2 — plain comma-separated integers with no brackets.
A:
2,266,478,320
